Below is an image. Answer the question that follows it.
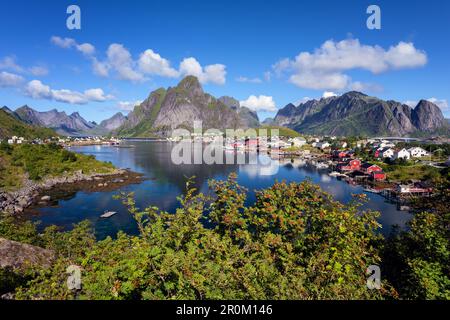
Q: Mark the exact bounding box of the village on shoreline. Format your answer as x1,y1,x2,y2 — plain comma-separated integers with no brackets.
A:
3,129,450,212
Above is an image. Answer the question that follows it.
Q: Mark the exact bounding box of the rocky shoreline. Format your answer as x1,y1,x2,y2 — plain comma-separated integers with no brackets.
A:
0,169,144,214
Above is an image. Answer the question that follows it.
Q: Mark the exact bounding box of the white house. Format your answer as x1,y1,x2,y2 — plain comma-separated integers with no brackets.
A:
290,137,307,147
6,136,25,144
315,142,331,150
379,148,394,158
392,148,411,160
408,147,429,158
268,140,290,149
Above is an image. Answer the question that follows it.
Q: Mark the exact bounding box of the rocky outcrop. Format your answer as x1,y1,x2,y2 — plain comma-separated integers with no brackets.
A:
411,100,446,132
0,169,140,214
273,92,449,136
0,238,54,270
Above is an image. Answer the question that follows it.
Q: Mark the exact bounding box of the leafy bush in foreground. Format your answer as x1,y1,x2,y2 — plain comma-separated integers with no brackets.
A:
2,174,390,300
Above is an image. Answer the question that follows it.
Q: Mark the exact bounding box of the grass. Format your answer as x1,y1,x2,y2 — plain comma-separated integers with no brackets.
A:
383,164,442,183
0,143,115,191
258,126,301,137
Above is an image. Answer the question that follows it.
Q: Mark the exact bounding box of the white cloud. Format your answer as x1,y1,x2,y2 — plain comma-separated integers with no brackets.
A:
92,58,110,77
29,66,49,76
403,100,418,108
85,44,145,82
76,43,96,56
0,56,24,73
84,88,114,102
322,91,338,98
117,100,143,111
384,42,428,70
25,80,114,105
25,80,52,99
105,44,145,82
349,81,383,93
272,58,291,77
236,76,262,83
51,89,87,104
51,36,227,84
138,49,179,77
0,71,25,87
273,39,427,90
0,56,49,76
51,36,76,49
179,57,226,85
263,71,272,82
51,36,95,56
290,72,350,90
240,95,277,112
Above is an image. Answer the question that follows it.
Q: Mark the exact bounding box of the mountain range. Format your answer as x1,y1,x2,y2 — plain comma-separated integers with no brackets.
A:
272,91,449,137
0,107,55,139
2,106,126,136
1,76,448,138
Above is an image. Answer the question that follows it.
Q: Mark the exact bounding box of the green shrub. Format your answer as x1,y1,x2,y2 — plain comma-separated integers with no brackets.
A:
7,175,390,300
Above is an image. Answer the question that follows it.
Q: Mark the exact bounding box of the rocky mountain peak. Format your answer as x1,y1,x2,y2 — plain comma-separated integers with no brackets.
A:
176,76,203,96
99,112,127,131
278,103,297,116
1,106,13,113
342,91,367,98
412,99,445,132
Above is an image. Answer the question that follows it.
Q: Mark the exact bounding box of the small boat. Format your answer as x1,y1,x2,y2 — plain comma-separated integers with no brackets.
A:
329,171,340,177
100,211,117,218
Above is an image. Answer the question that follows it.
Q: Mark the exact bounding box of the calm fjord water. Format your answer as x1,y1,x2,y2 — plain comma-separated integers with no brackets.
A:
30,141,412,239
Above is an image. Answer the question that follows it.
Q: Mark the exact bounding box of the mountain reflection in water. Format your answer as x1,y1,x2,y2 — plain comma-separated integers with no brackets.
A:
28,141,412,239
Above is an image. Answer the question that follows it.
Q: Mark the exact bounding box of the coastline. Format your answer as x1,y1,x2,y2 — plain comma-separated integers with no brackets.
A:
0,168,144,215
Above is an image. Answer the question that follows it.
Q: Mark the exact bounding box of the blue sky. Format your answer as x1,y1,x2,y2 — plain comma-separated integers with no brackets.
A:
0,0,449,123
